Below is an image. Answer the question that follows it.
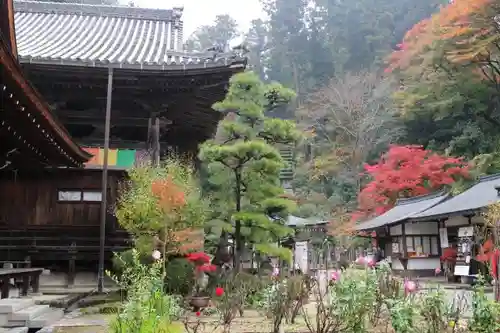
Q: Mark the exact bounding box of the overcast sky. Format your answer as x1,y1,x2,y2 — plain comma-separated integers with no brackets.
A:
132,0,265,39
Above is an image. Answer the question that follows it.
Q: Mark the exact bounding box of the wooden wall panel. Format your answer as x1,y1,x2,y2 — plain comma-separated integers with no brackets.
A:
0,169,124,228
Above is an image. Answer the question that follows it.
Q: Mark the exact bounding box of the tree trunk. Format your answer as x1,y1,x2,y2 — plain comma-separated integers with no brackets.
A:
234,169,242,272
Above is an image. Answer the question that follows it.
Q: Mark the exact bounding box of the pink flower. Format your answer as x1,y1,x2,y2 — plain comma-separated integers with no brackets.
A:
355,257,366,265
272,267,280,277
435,267,442,275
404,280,417,293
366,259,375,268
331,271,341,281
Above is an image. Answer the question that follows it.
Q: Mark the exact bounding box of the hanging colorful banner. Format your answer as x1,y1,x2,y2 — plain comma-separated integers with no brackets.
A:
83,147,147,169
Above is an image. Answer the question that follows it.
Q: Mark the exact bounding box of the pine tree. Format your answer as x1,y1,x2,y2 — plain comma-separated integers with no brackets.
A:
199,71,301,271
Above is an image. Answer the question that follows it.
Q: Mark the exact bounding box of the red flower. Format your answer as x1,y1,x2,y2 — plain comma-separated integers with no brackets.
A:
195,311,201,317
186,252,211,264
215,287,224,297
197,264,217,273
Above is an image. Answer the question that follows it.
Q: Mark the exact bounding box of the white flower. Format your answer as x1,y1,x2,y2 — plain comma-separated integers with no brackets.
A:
152,250,161,260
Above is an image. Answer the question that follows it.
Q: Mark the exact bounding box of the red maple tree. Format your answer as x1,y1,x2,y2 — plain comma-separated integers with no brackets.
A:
353,145,470,220
151,177,203,255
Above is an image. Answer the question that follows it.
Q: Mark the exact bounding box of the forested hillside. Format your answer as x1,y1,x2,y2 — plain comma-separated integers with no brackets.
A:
186,0,500,227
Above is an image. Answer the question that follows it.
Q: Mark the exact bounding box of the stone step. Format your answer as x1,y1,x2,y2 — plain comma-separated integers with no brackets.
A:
3,327,28,333
28,308,64,329
0,299,34,314
10,305,51,321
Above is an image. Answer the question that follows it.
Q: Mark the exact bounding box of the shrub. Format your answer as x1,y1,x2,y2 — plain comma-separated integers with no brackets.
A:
107,249,181,333
164,257,195,296
469,277,500,333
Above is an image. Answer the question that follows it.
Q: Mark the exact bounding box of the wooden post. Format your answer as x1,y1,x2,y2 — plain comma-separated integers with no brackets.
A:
68,242,77,288
154,117,160,166
1,277,9,299
98,67,114,293
21,275,29,296
401,223,409,276
31,272,40,294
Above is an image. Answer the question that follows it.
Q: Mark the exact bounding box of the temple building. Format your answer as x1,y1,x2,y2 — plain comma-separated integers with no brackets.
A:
0,0,246,286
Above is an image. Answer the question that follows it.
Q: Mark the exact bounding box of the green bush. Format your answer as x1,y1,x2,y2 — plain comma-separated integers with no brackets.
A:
108,249,182,333
164,257,195,296
112,250,195,297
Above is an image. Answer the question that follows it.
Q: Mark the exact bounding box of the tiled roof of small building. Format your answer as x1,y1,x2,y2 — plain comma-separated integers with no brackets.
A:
355,192,449,231
14,1,245,69
286,215,326,227
411,174,500,220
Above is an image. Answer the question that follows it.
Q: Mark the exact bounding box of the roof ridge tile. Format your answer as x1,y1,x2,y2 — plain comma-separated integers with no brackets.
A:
395,191,447,206
479,172,500,182
14,1,183,22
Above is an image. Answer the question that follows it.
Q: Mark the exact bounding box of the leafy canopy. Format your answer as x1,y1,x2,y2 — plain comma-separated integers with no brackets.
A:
199,71,301,263
115,159,207,256
353,145,470,220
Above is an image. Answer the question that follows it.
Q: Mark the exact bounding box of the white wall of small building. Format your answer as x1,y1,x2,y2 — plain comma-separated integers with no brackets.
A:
389,221,440,271
390,221,439,235
444,214,483,227
391,257,440,270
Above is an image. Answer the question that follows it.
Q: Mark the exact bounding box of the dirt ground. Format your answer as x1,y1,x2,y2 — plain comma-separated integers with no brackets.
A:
51,307,312,333
50,303,466,333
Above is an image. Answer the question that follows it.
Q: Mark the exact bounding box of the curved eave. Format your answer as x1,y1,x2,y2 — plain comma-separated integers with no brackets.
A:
19,55,248,71
0,40,91,166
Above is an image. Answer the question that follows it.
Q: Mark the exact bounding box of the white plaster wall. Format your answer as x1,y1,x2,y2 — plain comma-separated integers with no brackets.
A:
390,224,402,236
391,258,440,271
407,258,440,270
471,215,484,225
445,215,470,227
392,258,404,270
390,221,438,236
405,221,438,235
294,241,308,273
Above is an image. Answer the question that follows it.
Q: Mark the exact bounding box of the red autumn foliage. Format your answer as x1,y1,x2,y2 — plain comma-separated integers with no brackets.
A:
386,0,494,74
151,177,186,211
151,178,202,255
352,145,470,220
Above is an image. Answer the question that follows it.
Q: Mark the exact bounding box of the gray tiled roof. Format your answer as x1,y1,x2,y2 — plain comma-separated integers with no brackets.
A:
411,174,500,220
355,192,449,231
13,1,245,69
286,215,326,227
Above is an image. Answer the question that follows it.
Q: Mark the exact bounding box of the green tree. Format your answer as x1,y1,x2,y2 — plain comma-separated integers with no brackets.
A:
184,14,239,52
244,19,268,80
199,71,301,271
115,159,207,258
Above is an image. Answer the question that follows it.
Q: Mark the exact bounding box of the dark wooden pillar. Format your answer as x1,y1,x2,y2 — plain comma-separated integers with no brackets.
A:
147,115,161,166
401,223,409,277
67,242,77,288
0,276,10,299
